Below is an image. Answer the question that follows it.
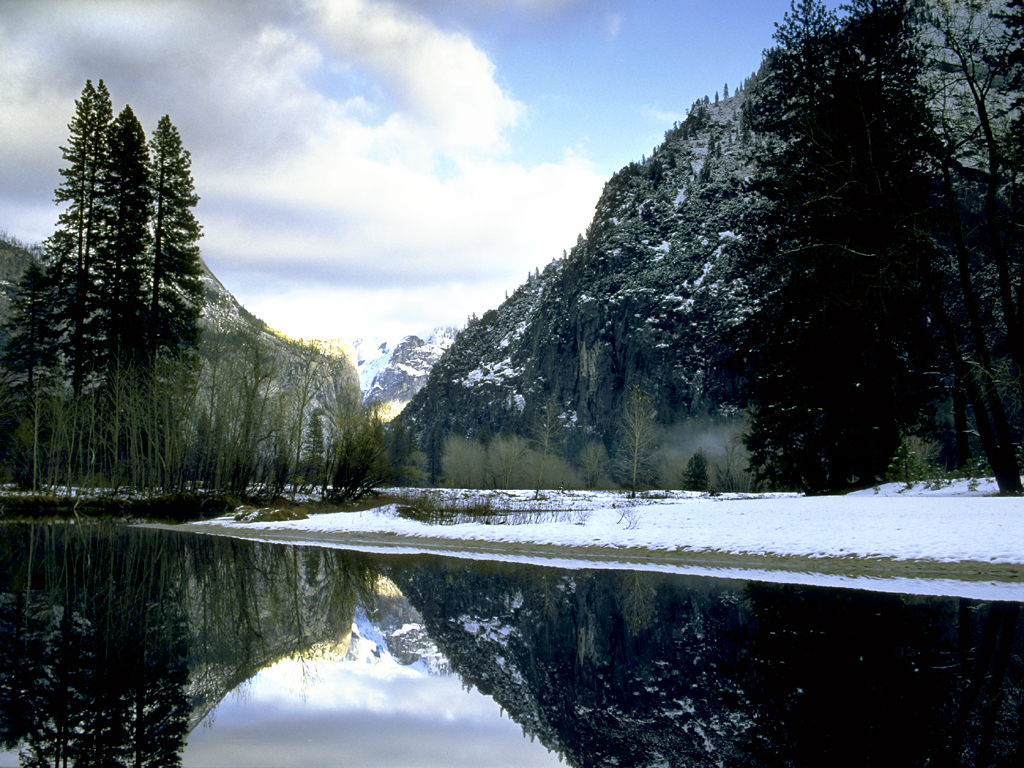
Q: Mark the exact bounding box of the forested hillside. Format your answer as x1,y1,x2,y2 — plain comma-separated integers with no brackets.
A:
0,233,41,350
402,0,1024,495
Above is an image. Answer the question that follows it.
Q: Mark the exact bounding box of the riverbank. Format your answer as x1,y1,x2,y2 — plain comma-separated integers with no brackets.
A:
152,479,1024,601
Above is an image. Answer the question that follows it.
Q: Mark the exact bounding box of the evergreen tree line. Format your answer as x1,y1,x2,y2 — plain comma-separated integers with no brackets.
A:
0,82,388,501
1,80,205,492
733,0,1024,493
10,80,205,393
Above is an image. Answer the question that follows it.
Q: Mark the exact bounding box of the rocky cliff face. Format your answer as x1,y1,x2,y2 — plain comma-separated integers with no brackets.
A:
356,327,458,406
401,89,754,445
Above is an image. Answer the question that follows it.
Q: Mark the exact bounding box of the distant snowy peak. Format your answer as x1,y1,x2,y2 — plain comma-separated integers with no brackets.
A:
354,337,397,393
356,327,459,405
350,608,450,676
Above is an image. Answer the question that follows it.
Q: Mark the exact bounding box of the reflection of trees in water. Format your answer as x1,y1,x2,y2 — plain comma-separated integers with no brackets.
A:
736,585,1024,767
177,533,384,730
390,559,754,766
0,524,190,767
0,525,385,766
2,527,1022,767
946,602,1021,767
618,569,655,634
390,558,1024,768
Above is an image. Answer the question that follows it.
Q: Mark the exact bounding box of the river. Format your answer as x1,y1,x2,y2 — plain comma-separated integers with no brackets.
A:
0,523,1020,766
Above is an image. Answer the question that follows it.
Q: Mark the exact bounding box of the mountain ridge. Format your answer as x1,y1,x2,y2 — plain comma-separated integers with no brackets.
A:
400,86,755,456
355,327,458,406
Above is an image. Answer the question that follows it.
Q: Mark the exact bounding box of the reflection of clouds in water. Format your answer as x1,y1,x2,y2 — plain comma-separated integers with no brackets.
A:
182,656,561,767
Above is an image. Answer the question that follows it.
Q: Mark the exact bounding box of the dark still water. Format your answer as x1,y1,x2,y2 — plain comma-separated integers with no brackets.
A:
0,525,1021,767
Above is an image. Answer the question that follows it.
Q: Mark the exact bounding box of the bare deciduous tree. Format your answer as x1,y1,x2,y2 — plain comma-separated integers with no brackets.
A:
578,441,610,489
618,386,660,497
488,434,529,489
530,397,564,494
441,434,487,489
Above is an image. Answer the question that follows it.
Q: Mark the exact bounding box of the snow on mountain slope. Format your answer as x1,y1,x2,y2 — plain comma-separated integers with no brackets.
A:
354,337,395,393
356,327,458,405
401,89,754,442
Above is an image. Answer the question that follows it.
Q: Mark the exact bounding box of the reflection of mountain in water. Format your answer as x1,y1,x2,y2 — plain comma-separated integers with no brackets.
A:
388,558,1024,768
0,526,441,766
1,527,1022,767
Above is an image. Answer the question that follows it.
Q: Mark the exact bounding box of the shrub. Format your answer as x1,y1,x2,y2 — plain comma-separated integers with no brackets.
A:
684,450,710,491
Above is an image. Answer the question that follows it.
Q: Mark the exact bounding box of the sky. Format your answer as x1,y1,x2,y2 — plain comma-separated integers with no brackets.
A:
1,0,840,344
181,656,561,767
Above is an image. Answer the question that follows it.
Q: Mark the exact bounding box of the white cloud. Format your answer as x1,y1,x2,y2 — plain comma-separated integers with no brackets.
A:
605,11,624,37
315,0,524,155
0,0,606,341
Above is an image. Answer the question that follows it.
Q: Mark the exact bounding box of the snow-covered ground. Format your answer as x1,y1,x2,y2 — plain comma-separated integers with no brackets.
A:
177,478,1024,602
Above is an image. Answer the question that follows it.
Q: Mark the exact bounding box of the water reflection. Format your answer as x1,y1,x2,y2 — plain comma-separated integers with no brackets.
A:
0,524,1020,767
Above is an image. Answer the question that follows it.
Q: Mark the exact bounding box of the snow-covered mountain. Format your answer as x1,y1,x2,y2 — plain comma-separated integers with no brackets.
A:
355,327,458,406
401,87,754,443
348,607,450,676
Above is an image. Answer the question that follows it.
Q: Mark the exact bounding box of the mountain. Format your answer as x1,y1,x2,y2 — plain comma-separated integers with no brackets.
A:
355,327,458,406
196,256,266,332
401,88,755,450
400,2,1024,494
0,232,361,415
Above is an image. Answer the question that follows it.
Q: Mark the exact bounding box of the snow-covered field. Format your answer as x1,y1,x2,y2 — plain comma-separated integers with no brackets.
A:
175,478,1024,602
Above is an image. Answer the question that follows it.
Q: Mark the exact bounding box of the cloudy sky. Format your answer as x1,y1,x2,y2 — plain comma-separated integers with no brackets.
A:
181,655,563,767
2,0,831,344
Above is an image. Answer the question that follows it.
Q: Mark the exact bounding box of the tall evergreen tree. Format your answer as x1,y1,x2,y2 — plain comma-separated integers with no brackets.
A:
738,0,942,492
97,105,151,368
148,115,203,361
45,79,113,393
3,261,61,489
4,262,58,399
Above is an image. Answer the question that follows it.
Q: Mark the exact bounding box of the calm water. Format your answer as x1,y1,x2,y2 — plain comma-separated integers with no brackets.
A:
0,524,1021,767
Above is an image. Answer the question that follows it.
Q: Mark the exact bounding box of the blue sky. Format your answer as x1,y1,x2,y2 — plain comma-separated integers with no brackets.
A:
0,0,842,343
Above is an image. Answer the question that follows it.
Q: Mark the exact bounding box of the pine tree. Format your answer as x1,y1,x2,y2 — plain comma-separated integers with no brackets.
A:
46,79,113,393
923,0,1024,493
148,115,203,361
4,262,58,399
97,105,151,368
739,0,941,492
684,450,709,492
3,261,61,489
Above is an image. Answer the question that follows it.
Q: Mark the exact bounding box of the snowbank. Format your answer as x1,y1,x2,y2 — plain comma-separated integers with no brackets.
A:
169,479,1024,601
